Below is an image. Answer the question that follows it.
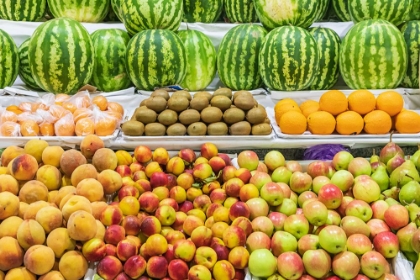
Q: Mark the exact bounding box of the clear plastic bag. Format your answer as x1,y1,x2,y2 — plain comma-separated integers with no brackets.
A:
54,113,75,136
49,104,70,120
93,105,118,136
37,109,57,136
17,112,44,125
32,93,56,111
0,121,20,136
0,110,18,124
62,91,92,113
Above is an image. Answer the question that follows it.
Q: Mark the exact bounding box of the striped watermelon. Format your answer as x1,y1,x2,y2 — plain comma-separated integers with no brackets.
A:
28,18,94,94
332,0,350,21
47,0,109,23
349,0,413,26
409,0,420,20
224,0,258,23
110,0,122,22
259,26,319,91
184,0,223,23
401,21,420,88
340,19,408,89
314,0,330,22
253,0,323,29
0,0,46,21
309,27,341,90
126,29,187,91
18,38,42,90
0,29,19,89
90,29,132,92
121,0,183,36
217,24,267,90
178,30,216,91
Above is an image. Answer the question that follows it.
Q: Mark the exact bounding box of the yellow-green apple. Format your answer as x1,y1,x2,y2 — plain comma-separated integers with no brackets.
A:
248,249,277,278
194,246,217,269
264,150,285,171
396,222,417,253
270,231,298,256
297,234,319,255
145,234,168,256
210,238,230,260
298,191,317,208
373,231,399,258
384,204,409,231
348,157,371,177
302,249,331,279
268,212,287,231
271,166,292,184
353,175,381,203
139,192,160,213
332,151,354,170
318,225,347,254
303,200,328,226
222,225,246,248
140,216,161,237
283,214,309,239
337,195,354,217
146,256,168,278
178,201,193,213
332,251,360,279
249,171,272,190
286,160,303,172
371,200,389,220
193,195,211,212
260,182,285,207
345,199,372,222
367,219,390,239
159,198,179,211
190,226,212,247
167,259,189,280
312,176,331,194
245,231,271,252
155,205,176,226
347,234,372,257
134,145,152,163
340,216,370,237
228,246,249,269
237,150,259,171
173,239,196,262
289,171,312,194
169,186,187,204
188,264,212,280
307,160,330,178
231,217,253,237
360,251,388,279
251,216,274,237
317,183,343,209
330,170,354,192
104,225,125,246
82,238,106,262
246,197,269,220
117,239,138,262
277,252,304,279
275,198,297,216
97,256,123,280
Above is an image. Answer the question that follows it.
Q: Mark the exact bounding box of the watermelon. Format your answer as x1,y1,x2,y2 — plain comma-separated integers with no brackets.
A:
184,0,223,23
178,30,217,91
126,29,187,91
339,19,408,89
259,26,319,91
0,29,19,89
110,0,123,22
121,0,183,36
314,0,331,22
47,0,109,22
90,29,132,92
331,0,350,21
309,27,341,90
28,18,94,94
409,0,420,20
0,0,46,21
18,38,42,90
253,0,323,29
224,0,258,23
401,21,420,88
349,0,413,26
217,24,267,91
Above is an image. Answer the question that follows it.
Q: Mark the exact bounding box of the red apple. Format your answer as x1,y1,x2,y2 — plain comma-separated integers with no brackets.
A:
307,160,330,178
332,251,360,279
346,233,372,256
384,204,409,231
277,252,304,279
268,212,287,231
289,171,312,194
367,219,391,239
373,231,399,258
237,150,259,171
317,183,343,209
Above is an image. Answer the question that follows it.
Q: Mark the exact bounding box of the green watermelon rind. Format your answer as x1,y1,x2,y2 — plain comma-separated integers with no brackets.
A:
0,29,19,89
183,0,223,23
0,0,46,21
18,38,42,90
47,0,109,23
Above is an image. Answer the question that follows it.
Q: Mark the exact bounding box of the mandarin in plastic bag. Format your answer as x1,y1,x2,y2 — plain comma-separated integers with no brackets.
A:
92,95,108,111
6,105,23,115
1,111,18,123
107,102,124,116
62,102,77,113
55,94,70,105
73,108,93,123
54,114,75,136
94,113,117,136
75,118,95,136
40,123,55,136
20,120,40,136
32,102,49,112
18,102,33,112
49,105,69,119
106,110,123,122
0,121,20,136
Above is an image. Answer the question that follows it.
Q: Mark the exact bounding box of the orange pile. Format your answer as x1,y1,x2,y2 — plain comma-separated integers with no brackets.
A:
275,89,419,135
0,93,124,137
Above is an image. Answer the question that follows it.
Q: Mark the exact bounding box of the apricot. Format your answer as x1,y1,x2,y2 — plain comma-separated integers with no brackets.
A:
60,149,87,177
18,202,29,219
70,163,98,187
8,154,39,181
58,250,88,280
36,165,62,191
23,200,50,220
67,210,97,241
76,178,104,202
48,190,59,204
95,219,106,240
36,206,63,233
98,169,123,195
1,145,25,167
80,134,105,159
38,271,65,280
41,146,64,168
0,174,19,194
24,245,55,275
91,201,109,220
92,148,118,172
24,139,49,163
19,180,49,204
16,219,46,250
4,267,35,280
46,228,76,258
0,191,19,220
54,186,76,207
0,216,23,238
61,195,92,221
61,175,72,186
0,236,24,270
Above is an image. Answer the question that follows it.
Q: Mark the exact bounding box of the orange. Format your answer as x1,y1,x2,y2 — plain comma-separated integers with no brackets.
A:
307,111,336,135
75,118,95,136
274,98,301,124
62,102,77,113
49,105,69,119
278,111,307,135
55,116,75,136
347,89,376,115
40,123,55,136
1,111,17,123
0,121,20,136
319,90,348,116
92,95,108,111
55,94,70,105
336,111,364,135
394,110,420,134
107,102,124,116
6,105,23,115
299,100,320,118
376,91,404,117
20,120,40,136
73,108,93,123
95,113,117,136
363,110,392,134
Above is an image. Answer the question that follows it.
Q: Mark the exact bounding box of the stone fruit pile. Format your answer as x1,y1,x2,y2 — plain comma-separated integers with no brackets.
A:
122,88,272,137
1,135,420,279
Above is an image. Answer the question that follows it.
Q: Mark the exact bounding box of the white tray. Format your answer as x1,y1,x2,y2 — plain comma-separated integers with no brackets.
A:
138,88,267,96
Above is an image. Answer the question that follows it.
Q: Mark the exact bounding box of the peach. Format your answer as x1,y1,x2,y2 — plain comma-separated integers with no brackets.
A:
105,225,126,246
126,235,141,251
0,174,19,194
200,142,218,160
152,147,169,165
186,187,203,202
82,237,106,262
24,139,49,163
116,150,133,166
202,181,221,195
1,146,25,167
36,205,63,233
0,191,19,220
144,161,163,178
60,149,87,177
191,226,213,247
119,196,140,216
100,205,124,226
0,166,7,174
105,244,117,257
97,255,123,280
173,239,196,262
176,172,194,190
213,207,230,224
61,195,92,221
118,185,140,200
165,230,186,245
80,134,105,159
4,267,35,280
178,148,196,165
168,259,189,280
76,178,104,202
71,163,98,187
46,228,76,258
91,201,109,219
19,180,49,204
210,189,227,204
54,186,76,207
117,239,138,261
18,202,29,219
211,222,230,239
116,165,132,178
0,236,23,271
124,255,147,279
188,265,212,280
152,186,170,201
0,216,23,238
41,146,64,168
172,211,188,231
23,201,50,220
146,256,168,278
141,216,162,237
231,217,253,237
48,190,59,204
58,251,88,280
145,234,168,256
38,271,65,280
98,169,123,195
93,148,118,172
8,154,38,181
213,260,235,280
17,219,45,250
23,245,55,275
61,175,72,186
139,191,160,213
166,156,185,176
194,246,217,270
59,193,75,209
67,210,97,241
95,219,106,240
160,198,179,211
131,163,146,176
183,215,204,236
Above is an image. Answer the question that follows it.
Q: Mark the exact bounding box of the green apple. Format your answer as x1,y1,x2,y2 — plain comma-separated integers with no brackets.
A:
248,249,277,278
318,225,347,254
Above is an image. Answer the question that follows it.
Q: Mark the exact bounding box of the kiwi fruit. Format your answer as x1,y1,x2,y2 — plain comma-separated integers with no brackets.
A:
233,90,253,100
179,109,201,125
145,122,166,136
264,117,271,124
130,107,143,120
210,95,232,111
167,123,187,136
121,120,144,136
136,108,157,124
172,90,192,101
189,96,209,111
223,107,245,124
145,96,167,113
187,122,207,136
234,94,255,111
194,91,212,101
151,89,170,100
207,122,228,135
252,123,272,135
229,121,252,135
246,107,267,124
140,98,149,107
201,107,223,124
158,109,178,126
213,88,233,99
167,96,190,112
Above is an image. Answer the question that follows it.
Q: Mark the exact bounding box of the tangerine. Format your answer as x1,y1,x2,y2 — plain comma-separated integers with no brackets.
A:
336,111,364,135
55,115,75,136
0,121,20,136
20,120,40,136
73,108,93,123
363,110,392,134
1,111,17,123
307,111,336,135
75,118,95,136
319,90,348,116
6,105,23,115
278,111,307,135
394,110,420,134
274,98,301,124
347,90,376,115
376,91,404,117
107,102,124,116
95,113,117,136
54,94,70,105
299,100,319,118
40,123,55,136
92,95,108,111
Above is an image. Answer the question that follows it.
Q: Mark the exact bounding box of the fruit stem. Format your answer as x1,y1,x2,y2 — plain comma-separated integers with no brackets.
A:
372,148,376,156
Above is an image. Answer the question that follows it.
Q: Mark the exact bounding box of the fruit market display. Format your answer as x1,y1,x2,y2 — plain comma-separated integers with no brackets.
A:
122,88,272,137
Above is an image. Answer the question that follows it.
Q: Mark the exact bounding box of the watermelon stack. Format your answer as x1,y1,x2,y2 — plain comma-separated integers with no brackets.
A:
90,29,132,92
401,21,420,88
224,0,258,23
110,0,123,22
183,0,223,23
0,29,19,89
0,0,46,21
409,0,420,20
47,0,109,23
18,38,42,90
331,0,351,21
28,17,94,94
339,19,408,89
